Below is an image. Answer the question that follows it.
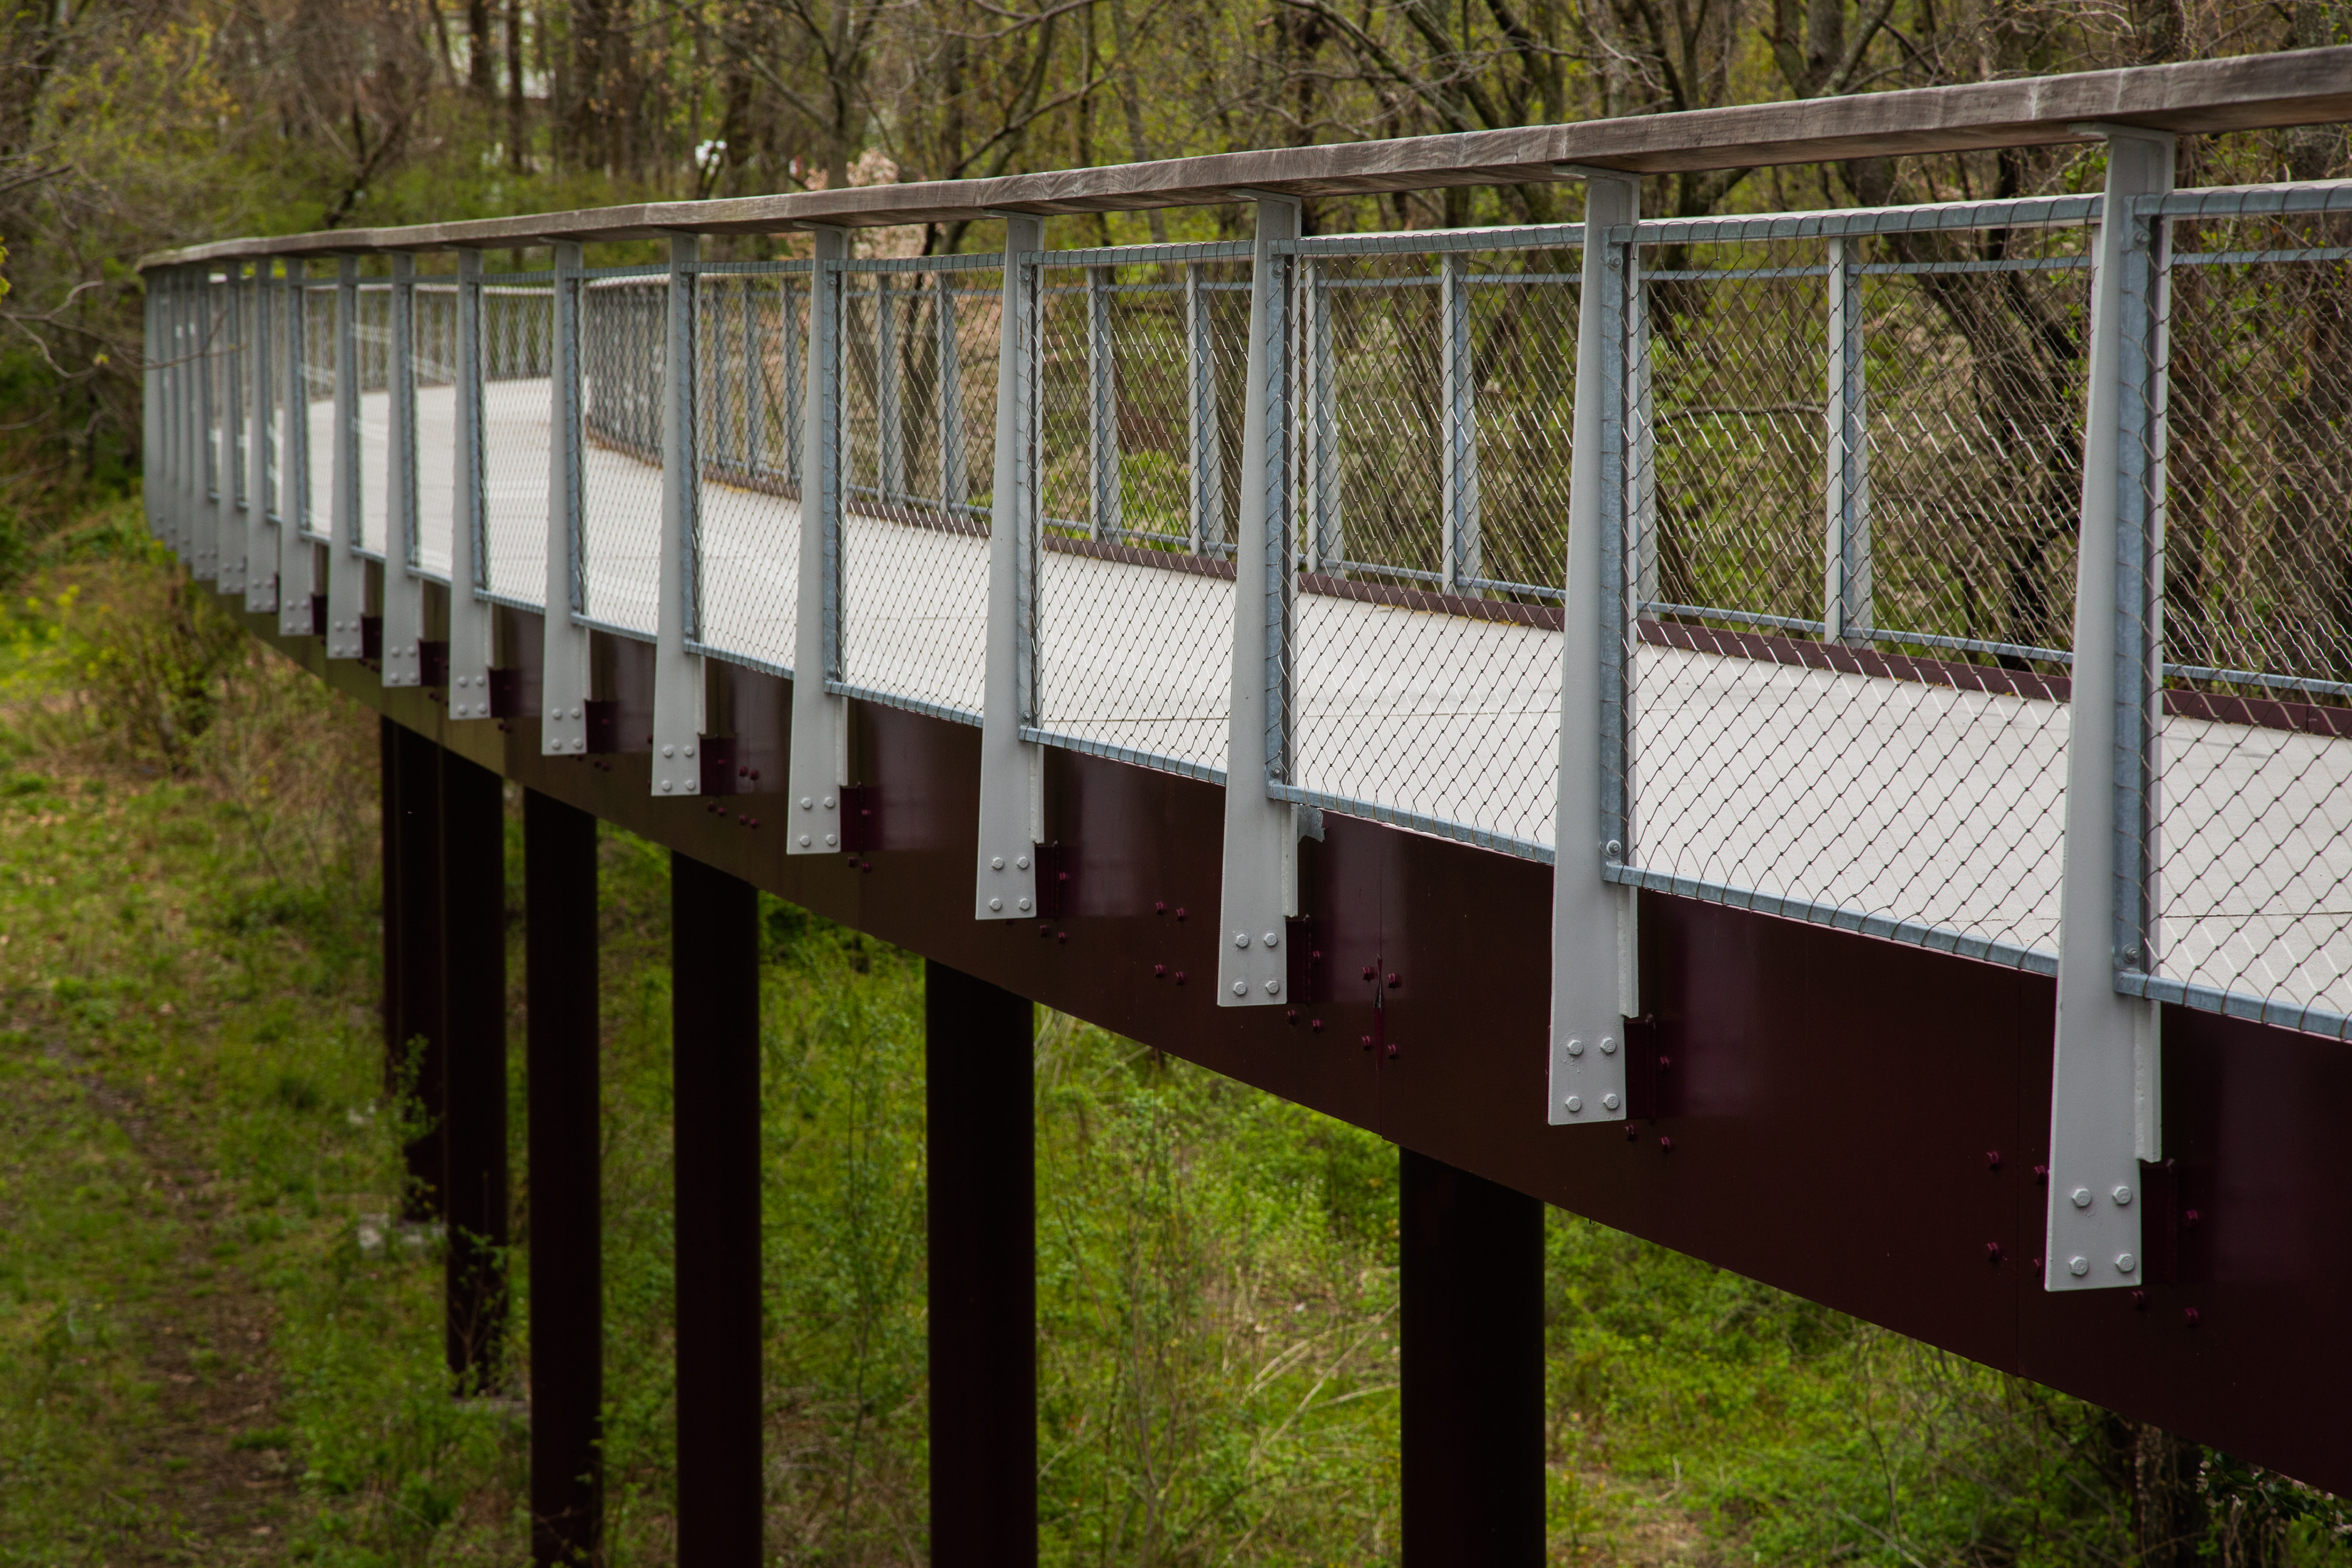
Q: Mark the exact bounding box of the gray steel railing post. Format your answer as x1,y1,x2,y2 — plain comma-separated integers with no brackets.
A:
1631,257,1657,616
1549,167,1642,1126
937,276,966,511
654,232,706,799
1824,235,1872,641
1440,250,1480,595
142,280,159,539
787,228,850,853
1214,193,1301,1008
1300,257,1339,575
185,269,205,564
175,269,195,558
324,256,366,659
783,277,803,490
542,242,592,755
249,259,279,613
280,262,318,636
223,263,249,596
449,249,495,719
707,272,730,478
974,213,1045,919
195,269,221,582
1088,263,1119,540
384,253,425,686
2045,124,2172,1295
877,273,904,502
1185,261,1220,557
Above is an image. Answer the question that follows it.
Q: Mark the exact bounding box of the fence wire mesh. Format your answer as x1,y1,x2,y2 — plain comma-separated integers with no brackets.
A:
1031,249,1247,777
835,260,1000,720
412,281,460,580
2150,187,2352,1031
480,280,555,607
1281,236,1575,853
574,272,669,636
692,266,809,676
356,280,392,558
299,280,336,539
1620,220,2082,966
200,276,224,576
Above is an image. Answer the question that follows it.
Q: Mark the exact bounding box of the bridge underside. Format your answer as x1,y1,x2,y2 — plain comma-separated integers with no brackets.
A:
287,602,2351,1495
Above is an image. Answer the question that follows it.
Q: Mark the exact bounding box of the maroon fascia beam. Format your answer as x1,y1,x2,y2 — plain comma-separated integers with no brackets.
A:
315,612,2352,1497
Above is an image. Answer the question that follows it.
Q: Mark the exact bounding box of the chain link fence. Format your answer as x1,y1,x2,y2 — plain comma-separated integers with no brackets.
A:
572,269,669,638
1029,242,1249,779
479,277,556,608
832,255,1001,720
299,274,337,540
356,279,393,559
690,262,810,677
411,279,460,582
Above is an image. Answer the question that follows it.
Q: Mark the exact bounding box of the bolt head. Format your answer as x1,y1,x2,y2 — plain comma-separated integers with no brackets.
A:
991,856,1005,870
2113,1185,2132,1206
989,897,1003,912
2115,1252,2136,1274
2068,1256,2090,1276
1604,839,1622,860
1153,964,1165,977
824,832,837,847
1565,1095,1583,1114
1232,980,1247,997
1262,932,1279,948
1599,1036,1617,1056
798,833,812,847
662,744,675,758
1017,897,1032,912
823,795,836,810
660,779,672,792
1566,1038,1584,1057
800,796,814,810
685,746,696,759
1264,979,1280,995
1017,855,1031,871
2071,1187,2093,1209
1385,971,1398,988
1234,932,1249,949
1602,1093,1620,1112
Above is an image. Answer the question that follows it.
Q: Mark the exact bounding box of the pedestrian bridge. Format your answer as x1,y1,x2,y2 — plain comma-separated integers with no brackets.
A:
141,46,2352,1559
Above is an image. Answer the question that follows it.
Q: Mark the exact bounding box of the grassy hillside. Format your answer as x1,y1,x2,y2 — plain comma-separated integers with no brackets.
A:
0,509,2338,1565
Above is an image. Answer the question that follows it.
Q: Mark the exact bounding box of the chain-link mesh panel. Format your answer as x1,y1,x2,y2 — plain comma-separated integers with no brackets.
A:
1622,226,2073,964
693,267,808,675
413,282,460,579
836,262,999,718
1279,240,1574,853
1030,253,1245,775
1864,230,2093,662
222,276,248,520
260,277,287,527
301,282,336,539
481,281,555,607
576,274,668,636
2153,193,2352,1028
357,281,392,557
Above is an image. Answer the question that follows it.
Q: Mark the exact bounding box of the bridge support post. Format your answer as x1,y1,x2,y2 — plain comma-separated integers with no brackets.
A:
924,961,1036,1565
526,789,602,1565
1400,1148,1544,1566
441,751,509,1386
671,852,763,1564
324,254,366,660
386,720,447,1223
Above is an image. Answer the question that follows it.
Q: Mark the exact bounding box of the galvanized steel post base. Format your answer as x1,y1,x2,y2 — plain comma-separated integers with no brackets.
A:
670,853,764,1564
525,790,602,1567
2043,125,2172,1294
925,961,1038,1565
975,214,1046,919
1550,167,1643,1125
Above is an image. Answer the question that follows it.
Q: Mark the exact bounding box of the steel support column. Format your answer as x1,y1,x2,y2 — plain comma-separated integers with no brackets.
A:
389,721,447,1222
671,853,763,1564
1399,1148,1544,1567
442,751,509,1385
924,961,1036,1565
526,790,602,1567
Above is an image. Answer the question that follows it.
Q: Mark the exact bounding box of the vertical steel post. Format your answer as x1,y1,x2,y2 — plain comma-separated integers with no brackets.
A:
441,750,508,1386
1824,235,1872,641
974,215,1045,919
195,269,221,581
708,272,731,477
2046,125,2172,1294
249,259,280,614
143,279,160,540
788,229,850,852
1550,167,1643,1125
1300,257,1340,575
175,268,200,562
223,264,249,596
1400,1149,1545,1564
544,242,592,755
385,253,425,686
390,723,448,1221
783,275,804,490
281,261,319,636
1631,253,1657,618
525,790,603,1568
326,256,366,659
670,852,763,1566
1185,261,1220,557
1088,264,1119,540
450,250,495,717
1215,195,1300,1006
925,961,1037,1565
654,232,706,797
937,276,966,511
878,272,905,501
1440,251,1480,595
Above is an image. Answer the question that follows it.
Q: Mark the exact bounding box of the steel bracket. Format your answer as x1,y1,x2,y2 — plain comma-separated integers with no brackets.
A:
653,232,706,798
447,250,496,720
976,214,1046,915
278,259,319,637
382,254,426,687
542,243,592,755
323,256,367,660
788,227,851,851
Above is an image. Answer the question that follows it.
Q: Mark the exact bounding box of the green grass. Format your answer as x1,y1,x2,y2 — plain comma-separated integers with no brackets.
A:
0,522,2343,1564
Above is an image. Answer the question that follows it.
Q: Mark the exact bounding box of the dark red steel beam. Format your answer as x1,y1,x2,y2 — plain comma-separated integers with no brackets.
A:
298,615,2352,1495
442,750,511,1386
